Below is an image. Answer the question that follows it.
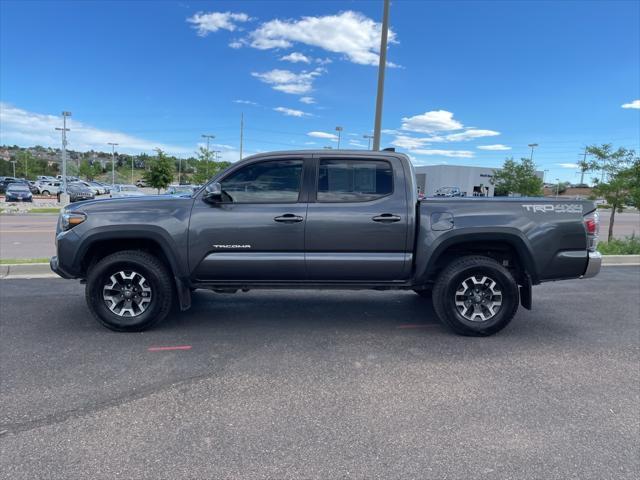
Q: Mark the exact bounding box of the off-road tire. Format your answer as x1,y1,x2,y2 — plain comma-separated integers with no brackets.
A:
85,250,174,332
432,255,519,336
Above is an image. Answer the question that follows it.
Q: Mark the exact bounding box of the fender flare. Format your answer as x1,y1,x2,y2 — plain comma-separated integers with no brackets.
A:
417,228,540,285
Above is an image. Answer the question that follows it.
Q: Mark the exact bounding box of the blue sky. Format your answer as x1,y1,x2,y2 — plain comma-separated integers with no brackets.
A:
1,0,638,183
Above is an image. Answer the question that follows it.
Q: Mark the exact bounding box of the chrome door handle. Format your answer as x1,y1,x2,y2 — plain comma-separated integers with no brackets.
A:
274,214,304,223
372,214,401,223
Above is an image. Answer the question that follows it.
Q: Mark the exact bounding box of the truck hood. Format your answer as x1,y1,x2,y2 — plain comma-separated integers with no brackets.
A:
67,194,194,213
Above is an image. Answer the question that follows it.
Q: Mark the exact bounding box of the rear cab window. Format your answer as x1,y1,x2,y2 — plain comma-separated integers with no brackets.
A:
317,159,393,202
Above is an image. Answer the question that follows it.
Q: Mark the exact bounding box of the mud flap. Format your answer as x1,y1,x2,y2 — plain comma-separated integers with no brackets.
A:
519,274,532,310
174,276,192,311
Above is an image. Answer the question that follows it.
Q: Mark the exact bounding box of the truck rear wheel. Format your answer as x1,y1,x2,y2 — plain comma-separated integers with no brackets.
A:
432,256,519,336
85,250,174,332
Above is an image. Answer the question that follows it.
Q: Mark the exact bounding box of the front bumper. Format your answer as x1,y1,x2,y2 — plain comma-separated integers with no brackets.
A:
50,255,75,279
582,251,602,279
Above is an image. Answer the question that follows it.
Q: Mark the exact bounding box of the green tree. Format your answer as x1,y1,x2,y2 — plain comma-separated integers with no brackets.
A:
491,157,543,197
591,148,639,241
78,159,102,181
143,149,174,193
192,147,231,185
15,150,35,178
586,144,629,183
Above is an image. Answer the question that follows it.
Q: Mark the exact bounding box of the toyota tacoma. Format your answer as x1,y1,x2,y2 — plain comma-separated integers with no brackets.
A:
50,150,601,336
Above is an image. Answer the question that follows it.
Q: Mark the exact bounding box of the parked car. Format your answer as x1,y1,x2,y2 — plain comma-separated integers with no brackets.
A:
63,182,95,203
4,182,33,202
37,175,57,182
37,181,62,196
434,186,465,197
27,181,40,194
135,179,147,188
110,184,145,198
51,150,601,336
94,182,111,194
166,184,198,196
0,177,18,193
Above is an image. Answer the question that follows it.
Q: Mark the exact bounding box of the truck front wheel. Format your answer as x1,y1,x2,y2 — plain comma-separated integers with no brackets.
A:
432,256,519,336
85,250,174,331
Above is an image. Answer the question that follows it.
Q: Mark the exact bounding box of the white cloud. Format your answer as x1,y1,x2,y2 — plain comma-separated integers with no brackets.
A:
412,149,474,158
248,11,396,66
274,106,310,117
299,96,315,104
401,110,464,133
251,68,324,95
233,99,259,106
187,11,251,36
558,163,579,169
477,144,511,151
391,135,432,150
280,52,311,64
0,103,186,154
381,129,399,135
621,99,640,109
228,40,244,49
307,131,338,141
304,141,317,145
444,129,500,142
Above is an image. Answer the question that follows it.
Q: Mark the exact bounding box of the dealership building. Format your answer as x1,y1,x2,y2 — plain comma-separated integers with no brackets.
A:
414,164,544,197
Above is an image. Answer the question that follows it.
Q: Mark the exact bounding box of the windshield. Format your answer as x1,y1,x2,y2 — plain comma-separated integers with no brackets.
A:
8,184,29,191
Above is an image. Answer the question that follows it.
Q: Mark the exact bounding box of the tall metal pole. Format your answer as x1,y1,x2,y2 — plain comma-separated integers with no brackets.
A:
239,113,244,161
55,111,71,203
580,147,588,185
11,160,16,178
201,134,215,176
363,134,374,150
528,143,538,161
108,143,119,185
372,0,390,151
335,126,343,149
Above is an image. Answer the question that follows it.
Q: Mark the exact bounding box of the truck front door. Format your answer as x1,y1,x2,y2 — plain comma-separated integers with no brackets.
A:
189,157,309,281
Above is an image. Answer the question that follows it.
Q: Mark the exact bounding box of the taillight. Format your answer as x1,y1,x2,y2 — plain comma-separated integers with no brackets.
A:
583,210,599,251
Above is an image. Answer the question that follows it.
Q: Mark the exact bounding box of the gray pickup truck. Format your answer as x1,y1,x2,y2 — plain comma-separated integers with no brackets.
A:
51,150,601,336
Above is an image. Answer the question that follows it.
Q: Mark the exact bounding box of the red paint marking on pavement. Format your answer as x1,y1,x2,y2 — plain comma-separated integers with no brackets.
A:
148,345,192,352
397,324,433,329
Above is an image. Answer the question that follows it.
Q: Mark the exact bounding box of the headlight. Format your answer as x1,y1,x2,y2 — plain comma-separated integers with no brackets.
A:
60,212,87,231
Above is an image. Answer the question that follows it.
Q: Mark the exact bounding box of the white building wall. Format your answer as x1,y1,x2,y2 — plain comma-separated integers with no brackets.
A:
414,165,497,197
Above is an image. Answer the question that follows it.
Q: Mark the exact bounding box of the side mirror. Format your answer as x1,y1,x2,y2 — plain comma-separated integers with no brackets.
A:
202,182,222,204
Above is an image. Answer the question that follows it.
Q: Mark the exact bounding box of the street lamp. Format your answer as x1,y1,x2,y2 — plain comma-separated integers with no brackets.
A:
108,143,119,185
528,143,539,161
555,178,561,200
363,134,374,150
201,134,215,176
10,160,16,178
372,0,391,151
55,111,71,204
335,126,343,149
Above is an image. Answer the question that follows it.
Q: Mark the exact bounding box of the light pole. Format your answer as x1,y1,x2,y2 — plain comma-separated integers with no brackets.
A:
363,134,374,150
201,134,215,176
55,111,71,204
108,143,119,185
555,178,561,200
372,0,391,151
543,169,549,184
528,143,539,161
335,126,343,149
10,160,16,178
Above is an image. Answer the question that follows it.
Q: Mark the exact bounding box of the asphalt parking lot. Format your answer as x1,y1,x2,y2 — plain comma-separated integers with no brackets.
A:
1,267,638,479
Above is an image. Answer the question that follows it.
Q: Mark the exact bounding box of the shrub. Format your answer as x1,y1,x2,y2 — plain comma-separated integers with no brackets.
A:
597,235,640,255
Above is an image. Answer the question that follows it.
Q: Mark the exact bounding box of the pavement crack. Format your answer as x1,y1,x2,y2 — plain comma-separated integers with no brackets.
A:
0,367,222,435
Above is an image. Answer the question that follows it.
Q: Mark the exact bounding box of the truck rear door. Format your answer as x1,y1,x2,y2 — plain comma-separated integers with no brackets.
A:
304,154,411,281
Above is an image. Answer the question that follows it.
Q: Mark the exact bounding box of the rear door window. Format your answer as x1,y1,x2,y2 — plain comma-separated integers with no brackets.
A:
317,159,393,202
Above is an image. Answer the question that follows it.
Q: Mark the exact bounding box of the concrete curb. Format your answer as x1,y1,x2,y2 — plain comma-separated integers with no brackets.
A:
601,255,640,266
1,256,639,280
